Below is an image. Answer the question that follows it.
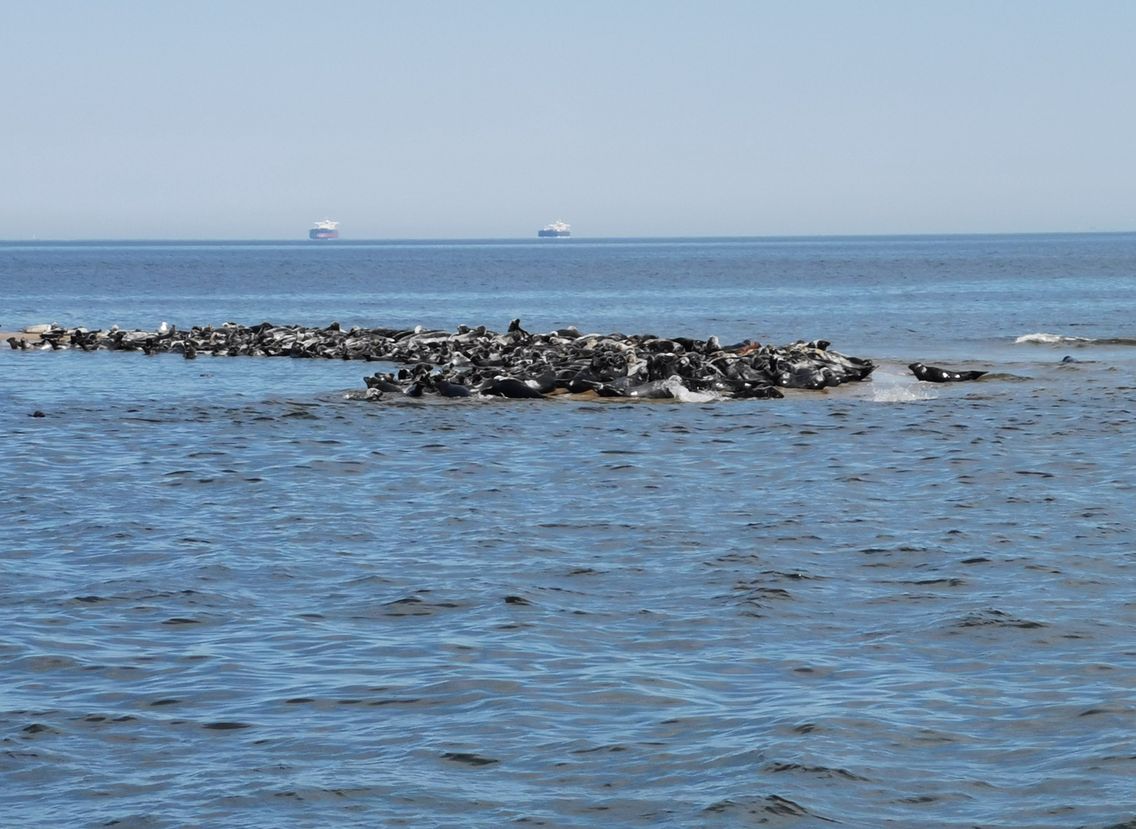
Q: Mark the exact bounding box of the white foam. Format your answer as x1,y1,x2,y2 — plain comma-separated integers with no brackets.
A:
651,375,718,403
1015,332,1091,345
872,384,936,403
672,386,721,404
870,369,936,403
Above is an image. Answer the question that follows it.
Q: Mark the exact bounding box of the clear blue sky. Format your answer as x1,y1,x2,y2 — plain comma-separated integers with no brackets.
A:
3,1,1134,239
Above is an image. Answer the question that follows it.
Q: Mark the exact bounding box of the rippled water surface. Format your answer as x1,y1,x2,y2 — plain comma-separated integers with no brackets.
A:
2,235,1135,827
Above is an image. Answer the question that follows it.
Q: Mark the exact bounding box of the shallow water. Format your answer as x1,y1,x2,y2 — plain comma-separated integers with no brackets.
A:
2,235,1135,827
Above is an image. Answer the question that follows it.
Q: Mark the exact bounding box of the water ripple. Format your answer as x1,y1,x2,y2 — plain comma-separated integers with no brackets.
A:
3,322,1136,827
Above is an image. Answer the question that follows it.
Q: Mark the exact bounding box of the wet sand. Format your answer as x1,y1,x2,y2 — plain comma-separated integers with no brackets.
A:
2,331,43,344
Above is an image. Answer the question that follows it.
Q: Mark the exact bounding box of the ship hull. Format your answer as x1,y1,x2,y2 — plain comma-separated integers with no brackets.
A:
537,229,570,237
309,229,339,240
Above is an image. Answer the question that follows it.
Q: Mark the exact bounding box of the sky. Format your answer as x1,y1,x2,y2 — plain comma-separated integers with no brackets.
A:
2,0,1134,239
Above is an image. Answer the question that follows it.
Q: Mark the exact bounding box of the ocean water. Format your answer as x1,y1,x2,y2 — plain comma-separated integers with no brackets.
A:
2,234,1135,828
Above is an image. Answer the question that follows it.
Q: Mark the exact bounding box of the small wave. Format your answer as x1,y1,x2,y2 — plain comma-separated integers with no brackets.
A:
1014,332,1093,345
1015,332,1136,347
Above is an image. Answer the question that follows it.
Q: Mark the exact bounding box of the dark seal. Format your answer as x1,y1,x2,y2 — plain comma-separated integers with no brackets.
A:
479,377,544,399
431,377,471,398
909,362,987,383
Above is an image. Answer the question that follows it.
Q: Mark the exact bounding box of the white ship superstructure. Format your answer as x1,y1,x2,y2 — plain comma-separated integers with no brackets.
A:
538,220,571,238
309,219,340,240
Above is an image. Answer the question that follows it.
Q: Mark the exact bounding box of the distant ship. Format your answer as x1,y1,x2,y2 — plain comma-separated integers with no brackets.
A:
309,219,339,240
538,220,571,238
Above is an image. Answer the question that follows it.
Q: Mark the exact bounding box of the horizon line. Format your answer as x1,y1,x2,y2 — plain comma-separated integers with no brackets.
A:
2,229,1133,244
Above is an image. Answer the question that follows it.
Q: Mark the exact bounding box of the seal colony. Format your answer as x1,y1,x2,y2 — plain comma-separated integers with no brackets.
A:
6,319,893,402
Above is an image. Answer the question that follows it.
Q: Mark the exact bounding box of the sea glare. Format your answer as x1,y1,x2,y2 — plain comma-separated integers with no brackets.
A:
2,235,1135,828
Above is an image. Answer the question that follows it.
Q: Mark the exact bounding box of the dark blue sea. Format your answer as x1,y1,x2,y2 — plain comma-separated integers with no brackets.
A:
2,235,1135,828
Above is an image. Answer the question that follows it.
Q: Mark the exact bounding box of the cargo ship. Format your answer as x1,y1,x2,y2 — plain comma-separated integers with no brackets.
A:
538,220,571,238
309,219,340,240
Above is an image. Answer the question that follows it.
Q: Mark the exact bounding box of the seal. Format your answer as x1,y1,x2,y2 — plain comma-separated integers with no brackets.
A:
909,362,987,382
431,377,471,398
627,378,679,399
364,373,404,393
479,377,544,399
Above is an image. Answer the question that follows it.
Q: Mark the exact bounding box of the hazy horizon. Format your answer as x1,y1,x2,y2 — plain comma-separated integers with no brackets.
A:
4,229,1136,245
4,1,1135,241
